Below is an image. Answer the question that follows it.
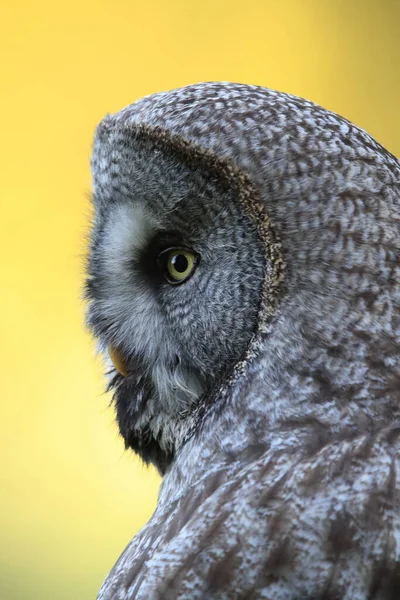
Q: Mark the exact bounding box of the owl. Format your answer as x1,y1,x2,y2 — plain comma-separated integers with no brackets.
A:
85,82,400,599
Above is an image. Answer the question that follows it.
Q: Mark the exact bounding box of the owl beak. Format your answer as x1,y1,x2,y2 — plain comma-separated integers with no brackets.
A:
108,344,128,377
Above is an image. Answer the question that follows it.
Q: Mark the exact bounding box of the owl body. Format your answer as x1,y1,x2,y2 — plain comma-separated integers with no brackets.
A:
99,431,400,599
86,83,400,599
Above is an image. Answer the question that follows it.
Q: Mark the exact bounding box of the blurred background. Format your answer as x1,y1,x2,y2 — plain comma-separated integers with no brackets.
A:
1,1,399,598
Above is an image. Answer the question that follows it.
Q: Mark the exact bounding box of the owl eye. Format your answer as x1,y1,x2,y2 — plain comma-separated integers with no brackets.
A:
157,247,199,285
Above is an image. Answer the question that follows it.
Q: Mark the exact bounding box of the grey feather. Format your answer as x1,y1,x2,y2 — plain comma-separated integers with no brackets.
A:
85,82,400,599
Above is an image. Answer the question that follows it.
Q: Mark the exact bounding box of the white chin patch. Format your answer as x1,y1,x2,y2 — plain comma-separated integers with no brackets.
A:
152,361,205,414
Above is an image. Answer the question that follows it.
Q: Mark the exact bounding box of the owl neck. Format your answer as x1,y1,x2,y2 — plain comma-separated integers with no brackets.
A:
159,291,400,504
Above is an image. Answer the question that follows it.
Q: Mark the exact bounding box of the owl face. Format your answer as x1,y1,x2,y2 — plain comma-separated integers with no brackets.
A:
85,126,265,471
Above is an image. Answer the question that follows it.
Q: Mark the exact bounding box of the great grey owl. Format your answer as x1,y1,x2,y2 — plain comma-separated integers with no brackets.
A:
85,82,400,599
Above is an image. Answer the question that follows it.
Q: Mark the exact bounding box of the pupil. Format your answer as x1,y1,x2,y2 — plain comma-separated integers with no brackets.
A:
172,254,188,273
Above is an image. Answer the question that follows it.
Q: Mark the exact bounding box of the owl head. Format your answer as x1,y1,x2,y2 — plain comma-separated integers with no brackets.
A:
86,83,400,474
85,120,281,472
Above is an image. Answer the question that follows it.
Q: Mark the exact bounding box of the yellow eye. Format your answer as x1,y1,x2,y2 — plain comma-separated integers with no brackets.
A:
158,248,199,284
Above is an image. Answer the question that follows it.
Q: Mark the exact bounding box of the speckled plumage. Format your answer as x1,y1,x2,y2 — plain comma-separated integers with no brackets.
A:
86,82,400,599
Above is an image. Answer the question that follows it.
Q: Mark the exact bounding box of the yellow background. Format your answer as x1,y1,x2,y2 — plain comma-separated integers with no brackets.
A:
1,1,399,598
